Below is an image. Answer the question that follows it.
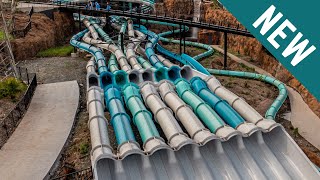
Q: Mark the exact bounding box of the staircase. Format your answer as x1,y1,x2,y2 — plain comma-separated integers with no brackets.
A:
0,3,17,79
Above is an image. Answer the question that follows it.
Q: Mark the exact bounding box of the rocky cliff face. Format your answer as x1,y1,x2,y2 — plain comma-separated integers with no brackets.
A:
155,0,193,19
12,12,74,61
198,6,320,117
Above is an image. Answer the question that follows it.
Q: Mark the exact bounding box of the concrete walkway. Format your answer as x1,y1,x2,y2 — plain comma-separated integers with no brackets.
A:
212,45,320,150
0,81,79,180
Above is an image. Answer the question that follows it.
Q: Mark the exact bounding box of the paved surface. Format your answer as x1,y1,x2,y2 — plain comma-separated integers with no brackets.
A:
17,2,58,12
0,81,79,180
212,45,320,150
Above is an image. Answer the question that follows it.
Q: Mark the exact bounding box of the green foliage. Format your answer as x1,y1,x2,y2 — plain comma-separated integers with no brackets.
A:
0,77,27,100
293,127,299,138
79,142,90,155
36,45,74,57
0,31,14,41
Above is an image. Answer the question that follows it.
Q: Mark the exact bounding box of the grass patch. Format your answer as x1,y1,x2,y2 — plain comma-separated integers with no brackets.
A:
36,45,74,57
0,31,14,41
79,142,90,155
0,77,27,100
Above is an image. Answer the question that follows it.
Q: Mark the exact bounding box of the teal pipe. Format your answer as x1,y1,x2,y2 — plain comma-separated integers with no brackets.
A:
181,54,210,75
70,30,113,88
207,69,288,120
113,70,129,87
108,54,119,73
104,84,136,145
122,83,161,143
174,78,225,133
137,56,156,71
190,77,245,128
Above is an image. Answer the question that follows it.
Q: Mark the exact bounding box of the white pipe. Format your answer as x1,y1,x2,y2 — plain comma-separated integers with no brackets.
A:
83,18,99,40
156,54,175,68
179,66,280,131
126,20,144,71
82,32,132,72
205,75,280,131
158,80,217,144
87,86,114,172
140,82,193,149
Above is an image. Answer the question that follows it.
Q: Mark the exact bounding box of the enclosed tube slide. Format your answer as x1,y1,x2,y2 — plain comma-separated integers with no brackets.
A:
190,77,260,136
87,86,114,176
122,83,168,153
140,82,192,149
205,75,280,131
136,27,182,82
174,78,239,140
81,20,142,158
151,24,281,131
208,69,288,120
158,80,216,144
126,19,143,71
104,85,141,157
70,30,113,88
82,20,132,72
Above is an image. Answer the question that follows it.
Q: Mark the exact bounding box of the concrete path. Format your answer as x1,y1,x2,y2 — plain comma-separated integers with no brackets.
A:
17,2,58,12
0,81,79,180
212,45,320,150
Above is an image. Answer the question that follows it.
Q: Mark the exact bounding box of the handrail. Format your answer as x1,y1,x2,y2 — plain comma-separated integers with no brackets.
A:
0,70,37,149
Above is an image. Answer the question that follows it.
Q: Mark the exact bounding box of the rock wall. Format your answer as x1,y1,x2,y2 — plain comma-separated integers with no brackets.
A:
11,12,74,61
198,6,320,117
155,0,193,19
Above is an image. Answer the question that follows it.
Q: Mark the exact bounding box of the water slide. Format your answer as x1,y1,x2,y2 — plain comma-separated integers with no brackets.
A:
69,2,320,179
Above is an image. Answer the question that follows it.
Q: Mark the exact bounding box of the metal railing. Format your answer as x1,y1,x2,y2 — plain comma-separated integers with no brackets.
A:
51,167,93,180
0,68,37,148
12,7,34,38
20,1,252,37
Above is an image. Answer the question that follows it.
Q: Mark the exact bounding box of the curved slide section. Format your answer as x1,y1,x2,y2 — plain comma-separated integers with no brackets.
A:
174,78,239,140
190,77,260,136
122,83,168,153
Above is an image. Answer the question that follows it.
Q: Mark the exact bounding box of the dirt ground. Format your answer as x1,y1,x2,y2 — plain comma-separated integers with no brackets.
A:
0,91,25,120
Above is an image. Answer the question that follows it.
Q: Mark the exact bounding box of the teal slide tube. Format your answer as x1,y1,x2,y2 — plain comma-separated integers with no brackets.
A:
190,77,245,128
181,54,210,75
122,83,160,143
208,69,288,120
108,54,119,73
137,56,156,71
174,78,225,133
104,85,136,145
70,30,113,88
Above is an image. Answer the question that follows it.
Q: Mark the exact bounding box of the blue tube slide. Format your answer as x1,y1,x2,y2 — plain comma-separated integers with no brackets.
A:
71,29,137,149
155,43,209,75
190,77,245,128
70,30,113,87
136,26,182,82
104,84,136,145
122,83,161,143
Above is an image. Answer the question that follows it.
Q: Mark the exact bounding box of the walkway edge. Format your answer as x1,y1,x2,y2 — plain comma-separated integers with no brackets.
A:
45,81,80,180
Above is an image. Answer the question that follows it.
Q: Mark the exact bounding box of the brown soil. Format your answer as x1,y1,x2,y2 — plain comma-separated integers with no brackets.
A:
11,12,75,61
0,91,25,120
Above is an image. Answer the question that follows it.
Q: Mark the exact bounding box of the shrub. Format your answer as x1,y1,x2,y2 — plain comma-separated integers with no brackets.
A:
0,77,27,100
79,142,90,155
